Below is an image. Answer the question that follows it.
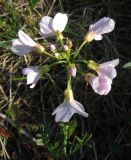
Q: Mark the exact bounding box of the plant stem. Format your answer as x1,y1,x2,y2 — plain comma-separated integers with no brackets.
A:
50,60,67,67
67,74,71,91
43,50,55,58
64,130,68,156
74,40,87,59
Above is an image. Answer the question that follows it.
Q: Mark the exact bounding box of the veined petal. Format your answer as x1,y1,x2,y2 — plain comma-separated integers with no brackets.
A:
90,17,115,35
99,66,117,79
89,75,111,95
39,16,55,38
52,13,68,32
71,100,88,117
100,59,119,67
11,39,33,56
18,30,36,46
52,101,65,115
54,101,75,122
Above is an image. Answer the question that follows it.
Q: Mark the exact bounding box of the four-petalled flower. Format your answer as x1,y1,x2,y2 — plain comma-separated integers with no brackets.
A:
52,89,88,122
39,13,68,38
22,66,40,88
85,17,115,42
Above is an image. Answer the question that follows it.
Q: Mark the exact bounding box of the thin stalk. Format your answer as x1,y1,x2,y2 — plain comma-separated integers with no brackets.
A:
67,74,71,91
50,60,67,68
64,131,68,156
74,40,87,59
43,50,55,58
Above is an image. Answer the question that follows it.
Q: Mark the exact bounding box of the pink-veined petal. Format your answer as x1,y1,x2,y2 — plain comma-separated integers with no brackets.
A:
90,17,115,35
39,16,55,38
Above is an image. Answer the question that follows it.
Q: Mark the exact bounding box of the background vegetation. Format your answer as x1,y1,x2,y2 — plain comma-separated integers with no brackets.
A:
0,0,131,159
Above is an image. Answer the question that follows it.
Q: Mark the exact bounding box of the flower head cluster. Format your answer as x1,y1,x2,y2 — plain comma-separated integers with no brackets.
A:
11,13,119,122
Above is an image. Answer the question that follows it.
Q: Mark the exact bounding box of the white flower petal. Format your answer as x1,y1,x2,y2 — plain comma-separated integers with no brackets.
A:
98,59,119,80
71,100,88,117
39,16,55,38
22,66,38,75
52,13,68,32
99,66,117,79
101,59,119,67
94,34,103,40
89,75,112,95
54,101,75,122
18,30,36,46
27,73,38,84
29,74,40,88
22,66,40,88
11,39,33,56
91,17,115,35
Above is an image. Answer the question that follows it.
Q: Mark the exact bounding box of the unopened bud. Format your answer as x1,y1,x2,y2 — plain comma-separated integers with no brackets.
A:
34,44,45,54
54,53,60,58
66,38,73,48
64,45,69,51
50,44,56,52
68,64,77,77
84,31,96,43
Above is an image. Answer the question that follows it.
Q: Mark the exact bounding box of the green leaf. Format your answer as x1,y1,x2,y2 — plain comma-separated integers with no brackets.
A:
59,119,77,139
123,62,131,69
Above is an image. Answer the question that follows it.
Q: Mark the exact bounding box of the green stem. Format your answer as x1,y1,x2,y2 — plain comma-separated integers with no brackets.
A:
67,74,71,91
43,50,55,58
49,60,67,67
75,59,88,64
74,40,87,59
64,131,68,156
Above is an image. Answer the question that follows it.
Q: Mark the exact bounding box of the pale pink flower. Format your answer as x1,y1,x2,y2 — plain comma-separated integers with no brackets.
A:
11,30,37,56
22,66,40,88
97,59,119,80
49,44,56,52
68,66,77,77
39,13,68,38
52,90,88,122
88,17,115,41
89,75,112,95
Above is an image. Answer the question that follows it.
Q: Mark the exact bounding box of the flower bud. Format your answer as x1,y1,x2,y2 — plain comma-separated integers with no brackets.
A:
64,45,69,51
66,38,73,48
54,52,60,58
84,31,96,43
68,64,77,77
50,44,56,52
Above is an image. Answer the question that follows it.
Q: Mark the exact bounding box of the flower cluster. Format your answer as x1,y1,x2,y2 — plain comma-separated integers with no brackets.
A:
11,13,119,122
